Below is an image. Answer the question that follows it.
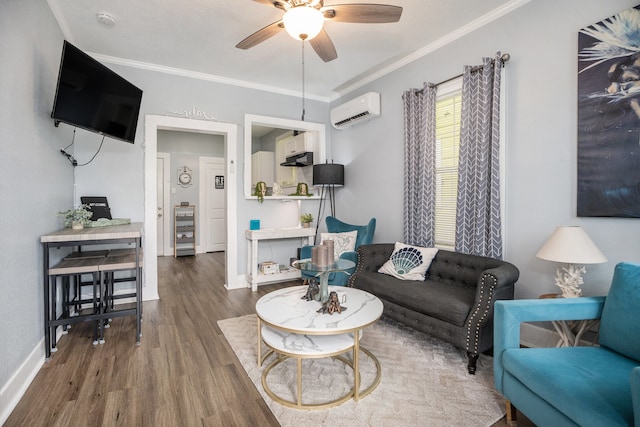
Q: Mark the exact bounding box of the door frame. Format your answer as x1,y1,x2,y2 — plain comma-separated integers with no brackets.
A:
199,156,225,253
144,115,238,300
157,152,171,256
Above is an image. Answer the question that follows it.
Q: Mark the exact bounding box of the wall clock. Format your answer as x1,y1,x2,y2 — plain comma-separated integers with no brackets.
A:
178,166,192,187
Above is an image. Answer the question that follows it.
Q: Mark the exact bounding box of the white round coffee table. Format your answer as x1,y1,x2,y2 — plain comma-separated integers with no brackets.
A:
255,285,383,409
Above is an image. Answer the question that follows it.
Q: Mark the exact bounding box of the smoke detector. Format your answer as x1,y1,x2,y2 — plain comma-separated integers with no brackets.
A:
96,12,116,26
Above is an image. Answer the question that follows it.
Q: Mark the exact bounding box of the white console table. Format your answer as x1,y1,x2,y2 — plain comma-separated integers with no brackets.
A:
245,227,316,291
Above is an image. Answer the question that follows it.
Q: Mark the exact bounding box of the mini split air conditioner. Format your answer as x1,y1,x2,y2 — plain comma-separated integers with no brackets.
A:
331,92,381,129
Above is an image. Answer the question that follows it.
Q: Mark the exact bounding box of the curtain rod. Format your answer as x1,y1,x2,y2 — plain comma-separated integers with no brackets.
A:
431,52,510,88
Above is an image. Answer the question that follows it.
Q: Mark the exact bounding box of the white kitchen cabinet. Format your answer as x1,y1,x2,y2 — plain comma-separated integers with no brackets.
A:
251,151,275,186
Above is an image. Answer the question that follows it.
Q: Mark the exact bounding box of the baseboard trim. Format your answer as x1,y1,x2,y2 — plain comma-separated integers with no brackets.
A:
0,339,46,425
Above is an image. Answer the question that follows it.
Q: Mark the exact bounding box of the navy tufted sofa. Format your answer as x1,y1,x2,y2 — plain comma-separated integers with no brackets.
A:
348,243,520,374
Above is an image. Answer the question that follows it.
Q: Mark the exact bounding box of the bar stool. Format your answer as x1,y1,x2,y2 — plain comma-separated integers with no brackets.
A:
98,248,144,343
47,253,105,351
63,250,109,315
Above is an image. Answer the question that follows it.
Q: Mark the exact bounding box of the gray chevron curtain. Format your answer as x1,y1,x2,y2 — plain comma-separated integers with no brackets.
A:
402,83,437,247
455,53,503,258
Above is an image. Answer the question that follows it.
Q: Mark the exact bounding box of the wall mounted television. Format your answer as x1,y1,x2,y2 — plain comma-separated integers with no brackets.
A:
51,40,143,144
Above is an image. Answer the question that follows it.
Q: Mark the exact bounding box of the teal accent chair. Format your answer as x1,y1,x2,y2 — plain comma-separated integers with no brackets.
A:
494,262,640,427
299,216,376,287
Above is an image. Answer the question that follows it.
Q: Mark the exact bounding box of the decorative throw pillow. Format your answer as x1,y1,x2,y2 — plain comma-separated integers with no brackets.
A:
378,242,439,281
320,230,358,261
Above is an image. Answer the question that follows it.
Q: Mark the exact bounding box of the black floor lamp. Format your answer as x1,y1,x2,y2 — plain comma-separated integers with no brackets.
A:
313,162,344,243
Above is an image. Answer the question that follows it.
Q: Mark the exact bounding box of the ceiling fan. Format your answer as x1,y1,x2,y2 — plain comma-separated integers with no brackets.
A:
236,0,403,62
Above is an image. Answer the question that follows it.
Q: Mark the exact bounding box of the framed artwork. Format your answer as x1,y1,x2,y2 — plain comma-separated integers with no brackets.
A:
577,4,640,217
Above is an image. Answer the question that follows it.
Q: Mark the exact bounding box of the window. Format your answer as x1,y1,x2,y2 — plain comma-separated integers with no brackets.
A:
434,83,462,249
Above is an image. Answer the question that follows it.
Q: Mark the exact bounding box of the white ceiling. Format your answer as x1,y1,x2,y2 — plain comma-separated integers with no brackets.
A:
47,0,525,100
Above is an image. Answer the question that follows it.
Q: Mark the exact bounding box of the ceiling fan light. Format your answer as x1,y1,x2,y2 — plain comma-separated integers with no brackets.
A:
283,6,324,41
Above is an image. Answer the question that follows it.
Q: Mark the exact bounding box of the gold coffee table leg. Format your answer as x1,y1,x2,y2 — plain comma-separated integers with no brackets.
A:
260,346,381,410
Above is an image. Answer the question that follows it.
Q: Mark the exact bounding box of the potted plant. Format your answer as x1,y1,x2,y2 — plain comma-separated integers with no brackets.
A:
300,213,313,228
289,182,313,197
58,204,93,229
254,181,267,203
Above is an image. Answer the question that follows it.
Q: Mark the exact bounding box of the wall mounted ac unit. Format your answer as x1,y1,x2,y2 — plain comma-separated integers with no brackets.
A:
331,92,381,129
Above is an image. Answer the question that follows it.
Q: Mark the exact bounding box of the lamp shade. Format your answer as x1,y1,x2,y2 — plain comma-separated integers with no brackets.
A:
283,6,324,41
313,163,344,186
536,226,607,264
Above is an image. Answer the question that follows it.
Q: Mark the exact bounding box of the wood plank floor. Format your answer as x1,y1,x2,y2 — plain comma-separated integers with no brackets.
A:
6,253,532,426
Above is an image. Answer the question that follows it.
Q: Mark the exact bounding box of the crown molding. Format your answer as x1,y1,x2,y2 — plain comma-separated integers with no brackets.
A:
89,53,332,103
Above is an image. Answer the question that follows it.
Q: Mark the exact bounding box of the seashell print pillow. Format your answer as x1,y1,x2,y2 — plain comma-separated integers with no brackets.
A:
378,242,439,281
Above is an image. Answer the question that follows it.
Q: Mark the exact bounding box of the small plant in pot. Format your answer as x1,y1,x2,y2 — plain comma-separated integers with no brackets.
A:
58,204,93,229
254,181,267,203
300,213,314,228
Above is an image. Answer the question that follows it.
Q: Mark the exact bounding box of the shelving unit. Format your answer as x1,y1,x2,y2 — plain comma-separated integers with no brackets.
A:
245,227,316,291
174,205,196,257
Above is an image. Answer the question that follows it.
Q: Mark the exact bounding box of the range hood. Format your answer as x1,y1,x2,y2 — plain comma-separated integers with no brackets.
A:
280,151,313,167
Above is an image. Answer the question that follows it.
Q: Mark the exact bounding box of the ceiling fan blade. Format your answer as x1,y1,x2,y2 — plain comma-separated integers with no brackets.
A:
251,0,290,11
236,20,285,50
310,28,337,62
322,4,402,23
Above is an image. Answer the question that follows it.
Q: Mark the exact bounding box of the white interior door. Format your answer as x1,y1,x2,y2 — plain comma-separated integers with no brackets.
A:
200,157,225,252
157,153,170,256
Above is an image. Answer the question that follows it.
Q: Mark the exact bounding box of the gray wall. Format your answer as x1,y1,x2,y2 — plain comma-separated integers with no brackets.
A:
330,0,640,299
0,0,73,399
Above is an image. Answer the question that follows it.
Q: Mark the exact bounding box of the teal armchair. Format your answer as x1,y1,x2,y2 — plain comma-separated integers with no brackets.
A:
299,216,376,286
494,262,640,427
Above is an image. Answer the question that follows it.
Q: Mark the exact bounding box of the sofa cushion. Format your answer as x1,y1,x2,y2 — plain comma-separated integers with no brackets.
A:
354,271,474,326
599,262,640,361
320,230,357,262
503,347,636,427
378,242,438,280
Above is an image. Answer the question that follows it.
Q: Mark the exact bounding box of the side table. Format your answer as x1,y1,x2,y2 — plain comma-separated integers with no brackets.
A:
245,227,316,291
539,293,599,347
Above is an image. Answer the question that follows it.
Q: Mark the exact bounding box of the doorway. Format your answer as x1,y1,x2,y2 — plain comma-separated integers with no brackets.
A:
144,115,238,300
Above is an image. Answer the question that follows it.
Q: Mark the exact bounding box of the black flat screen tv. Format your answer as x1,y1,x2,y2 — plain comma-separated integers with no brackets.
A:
51,40,143,144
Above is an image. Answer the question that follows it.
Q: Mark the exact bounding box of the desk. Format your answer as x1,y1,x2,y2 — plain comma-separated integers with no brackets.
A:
245,227,315,291
41,223,143,359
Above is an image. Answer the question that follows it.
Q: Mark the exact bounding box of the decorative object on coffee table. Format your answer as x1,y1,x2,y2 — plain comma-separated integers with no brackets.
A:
292,258,355,304
317,291,346,315
302,278,319,301
322,239,334,262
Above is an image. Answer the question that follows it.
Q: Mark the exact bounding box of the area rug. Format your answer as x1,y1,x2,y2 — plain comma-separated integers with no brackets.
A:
218,314,505,427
